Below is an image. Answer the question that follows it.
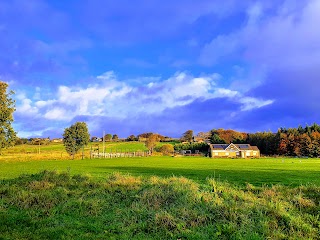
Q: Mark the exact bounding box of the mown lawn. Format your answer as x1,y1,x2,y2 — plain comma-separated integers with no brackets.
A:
1,156,319,186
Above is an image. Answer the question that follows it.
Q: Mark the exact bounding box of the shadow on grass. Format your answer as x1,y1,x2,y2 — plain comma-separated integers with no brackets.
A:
96,166,320,187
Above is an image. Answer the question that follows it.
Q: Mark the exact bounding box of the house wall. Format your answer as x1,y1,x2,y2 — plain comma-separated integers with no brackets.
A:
210,150,238,158
240,150,260,158
253,151,260,158
244,150,260,158
210,150,260,158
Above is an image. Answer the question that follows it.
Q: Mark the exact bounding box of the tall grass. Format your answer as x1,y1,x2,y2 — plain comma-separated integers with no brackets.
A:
1,171,319,239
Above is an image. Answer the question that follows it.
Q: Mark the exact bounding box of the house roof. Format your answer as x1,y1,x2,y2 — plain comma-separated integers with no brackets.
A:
210,144,229,150
249,145,259,151
209,143,259,151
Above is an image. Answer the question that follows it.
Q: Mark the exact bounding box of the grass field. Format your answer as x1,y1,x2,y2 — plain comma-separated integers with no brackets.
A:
1,141,148,155
1,143,320,239
1,155,319,186
1,171,319,239
0,142,148,161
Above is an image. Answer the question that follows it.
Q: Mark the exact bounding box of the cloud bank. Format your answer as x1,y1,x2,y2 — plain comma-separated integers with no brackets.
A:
14,71,273,137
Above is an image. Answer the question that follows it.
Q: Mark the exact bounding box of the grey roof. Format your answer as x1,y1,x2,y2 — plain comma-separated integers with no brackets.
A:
209,143,259,151
210,144,229,150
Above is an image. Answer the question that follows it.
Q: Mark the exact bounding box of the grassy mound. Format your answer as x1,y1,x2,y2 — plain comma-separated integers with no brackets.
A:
0,171,319,239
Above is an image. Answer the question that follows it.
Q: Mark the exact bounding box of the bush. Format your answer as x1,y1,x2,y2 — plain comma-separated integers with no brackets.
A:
159,144,174,156
174,142,209,153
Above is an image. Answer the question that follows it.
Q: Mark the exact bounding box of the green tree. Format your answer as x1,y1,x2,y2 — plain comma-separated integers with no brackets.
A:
310,132,320,157
0,81,17,154
127,134,137,141
63,122,90,159
104,134,112,141
181,130,193,142
210,132,225,144
299,133,312,157
112,134,119,141
246,131,279,155
145,134,159,153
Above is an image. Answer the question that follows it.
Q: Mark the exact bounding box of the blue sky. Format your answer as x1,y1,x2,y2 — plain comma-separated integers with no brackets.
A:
1,0,320,138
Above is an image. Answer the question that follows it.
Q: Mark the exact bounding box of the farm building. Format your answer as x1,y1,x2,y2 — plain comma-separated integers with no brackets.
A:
209,143,260,158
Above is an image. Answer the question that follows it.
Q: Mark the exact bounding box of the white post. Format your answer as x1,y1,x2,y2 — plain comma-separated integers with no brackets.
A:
103,130,105,157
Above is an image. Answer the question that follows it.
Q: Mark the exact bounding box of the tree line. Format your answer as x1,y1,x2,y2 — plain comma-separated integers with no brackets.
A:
62,124,320,158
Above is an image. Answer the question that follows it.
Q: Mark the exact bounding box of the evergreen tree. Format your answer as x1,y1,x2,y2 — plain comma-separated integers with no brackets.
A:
210,132,226,144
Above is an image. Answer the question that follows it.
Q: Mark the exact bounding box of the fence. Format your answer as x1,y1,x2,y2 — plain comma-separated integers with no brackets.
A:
90,146,150,158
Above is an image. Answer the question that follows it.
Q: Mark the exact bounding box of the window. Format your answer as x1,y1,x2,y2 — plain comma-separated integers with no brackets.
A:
246,152,250,156
226,152,229,156
253,152,257,156
215,152,218,156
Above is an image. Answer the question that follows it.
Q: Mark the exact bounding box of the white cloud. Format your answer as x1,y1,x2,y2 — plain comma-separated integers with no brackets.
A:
239,97,274,111
96,71,116,81
16,130,43,138
14,71,273,123
212,88,238,98
15,94,39,116
35,100,49,108
44,107,69,120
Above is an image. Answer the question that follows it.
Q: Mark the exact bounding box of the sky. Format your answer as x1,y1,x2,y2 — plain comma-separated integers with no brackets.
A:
1,0,320,138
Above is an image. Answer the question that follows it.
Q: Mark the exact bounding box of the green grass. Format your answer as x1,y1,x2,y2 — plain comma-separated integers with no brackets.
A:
1,156,319,186
91,141,148,151
1,171,319,239
3,141,147,153
1,142,320,239
3,141,174,155
0,142,148,162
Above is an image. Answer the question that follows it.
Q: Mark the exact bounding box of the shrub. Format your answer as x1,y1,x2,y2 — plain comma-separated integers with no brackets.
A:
174,142,209,153
159,144,174,156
